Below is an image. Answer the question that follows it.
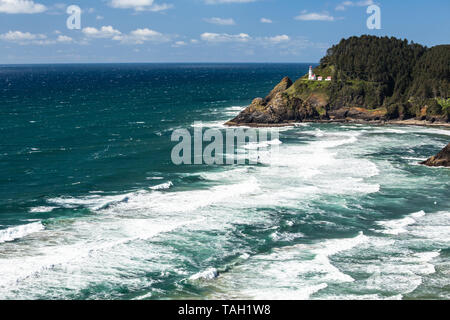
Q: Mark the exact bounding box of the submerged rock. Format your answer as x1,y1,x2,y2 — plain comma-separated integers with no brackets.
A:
421,143,450,167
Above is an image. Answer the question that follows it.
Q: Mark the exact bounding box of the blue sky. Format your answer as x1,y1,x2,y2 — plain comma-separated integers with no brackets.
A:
0,0,448,63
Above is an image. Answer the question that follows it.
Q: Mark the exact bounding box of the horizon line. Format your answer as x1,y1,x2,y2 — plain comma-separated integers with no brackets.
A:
0,62,320,66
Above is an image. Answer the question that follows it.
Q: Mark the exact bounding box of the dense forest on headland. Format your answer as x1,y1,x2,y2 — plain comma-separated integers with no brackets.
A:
322,35,449,120
227,35,450,126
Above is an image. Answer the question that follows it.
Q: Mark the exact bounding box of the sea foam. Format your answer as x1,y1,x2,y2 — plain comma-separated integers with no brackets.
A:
376,210,426,235
0,222,44,243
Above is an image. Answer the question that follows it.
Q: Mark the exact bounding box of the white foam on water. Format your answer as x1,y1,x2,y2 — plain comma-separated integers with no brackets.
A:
270,231,305,242
320,293,403,300
238,283,328,300
224,106,246,112
198,167,249,182
361,248,439,295
29,206,57,213
191,121,227,129
293,122,311,127
378,128,407,134
133,292,153,300
149,181,173,190
210,232,367,299
222,106,247,116
48,193,134,211
189,268,219,281
285,220,294,227
407,211,450,245
376,211,425,235
210,211,448,300
0,222,44,243
4,123,446,299
0,217,201,293
251,129,380,201
243,139,282,150
112,178,260,215
47,178,260,219
302,128,324,137
410,127,450,137
329,211,449,298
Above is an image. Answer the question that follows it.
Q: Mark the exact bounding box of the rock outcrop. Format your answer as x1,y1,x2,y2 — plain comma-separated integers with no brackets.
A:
225,77,329,126
421,143,450,167
264,76,293,103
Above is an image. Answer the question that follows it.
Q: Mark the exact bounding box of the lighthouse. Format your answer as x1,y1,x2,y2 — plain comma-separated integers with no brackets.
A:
308,66,316,80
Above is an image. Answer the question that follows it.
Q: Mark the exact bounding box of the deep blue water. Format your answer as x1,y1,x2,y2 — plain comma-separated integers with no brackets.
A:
0,64,449,300
0,63,307,221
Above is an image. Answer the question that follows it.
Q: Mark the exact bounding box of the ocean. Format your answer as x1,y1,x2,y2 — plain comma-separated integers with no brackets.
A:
0,63,449,300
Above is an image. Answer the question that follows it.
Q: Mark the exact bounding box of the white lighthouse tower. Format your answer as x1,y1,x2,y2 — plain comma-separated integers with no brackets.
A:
308,66,316,80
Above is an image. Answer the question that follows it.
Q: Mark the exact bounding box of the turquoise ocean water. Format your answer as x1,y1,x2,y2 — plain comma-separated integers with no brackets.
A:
0,64,449,299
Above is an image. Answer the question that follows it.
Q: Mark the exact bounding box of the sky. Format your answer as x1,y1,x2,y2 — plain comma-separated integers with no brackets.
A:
0,0,449,64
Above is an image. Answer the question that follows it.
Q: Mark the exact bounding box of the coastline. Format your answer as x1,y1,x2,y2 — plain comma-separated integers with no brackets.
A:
225,118,450,128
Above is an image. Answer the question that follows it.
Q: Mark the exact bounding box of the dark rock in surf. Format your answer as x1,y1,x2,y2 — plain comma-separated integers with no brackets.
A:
421,143,450,167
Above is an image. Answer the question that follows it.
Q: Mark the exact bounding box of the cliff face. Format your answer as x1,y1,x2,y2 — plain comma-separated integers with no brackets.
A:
225,36,450,127
421,143,450,167
225,77,328,126
226,76,388,126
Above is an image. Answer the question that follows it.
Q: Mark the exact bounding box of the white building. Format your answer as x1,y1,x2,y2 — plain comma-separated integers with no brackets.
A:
308,66,316,80
309,66,331,81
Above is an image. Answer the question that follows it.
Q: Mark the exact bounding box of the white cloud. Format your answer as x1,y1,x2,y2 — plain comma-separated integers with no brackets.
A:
0,0,46,14
96,15,104,20
204,17,236,26
295,11,335,21
57,35,73,43
205,0,256,4
0,30,44,41
148,3,173,11
265,35,290,44
199,32,293,47
82,26,122,38
200,32,250,43
109,0,173,12
336,0,373,11
172,40,187,47
81,25,170,44
114,28,170,44
44,3,66,15
0,30,58,45
260,18,272,24
110,0,154,9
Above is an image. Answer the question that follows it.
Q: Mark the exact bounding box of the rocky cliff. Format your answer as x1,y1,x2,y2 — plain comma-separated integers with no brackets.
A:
225,76,327,126
225,76,387,126
225,36,450,127
421,143,450,167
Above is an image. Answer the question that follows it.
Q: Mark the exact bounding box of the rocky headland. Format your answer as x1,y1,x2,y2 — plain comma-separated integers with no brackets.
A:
225,36,450,128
